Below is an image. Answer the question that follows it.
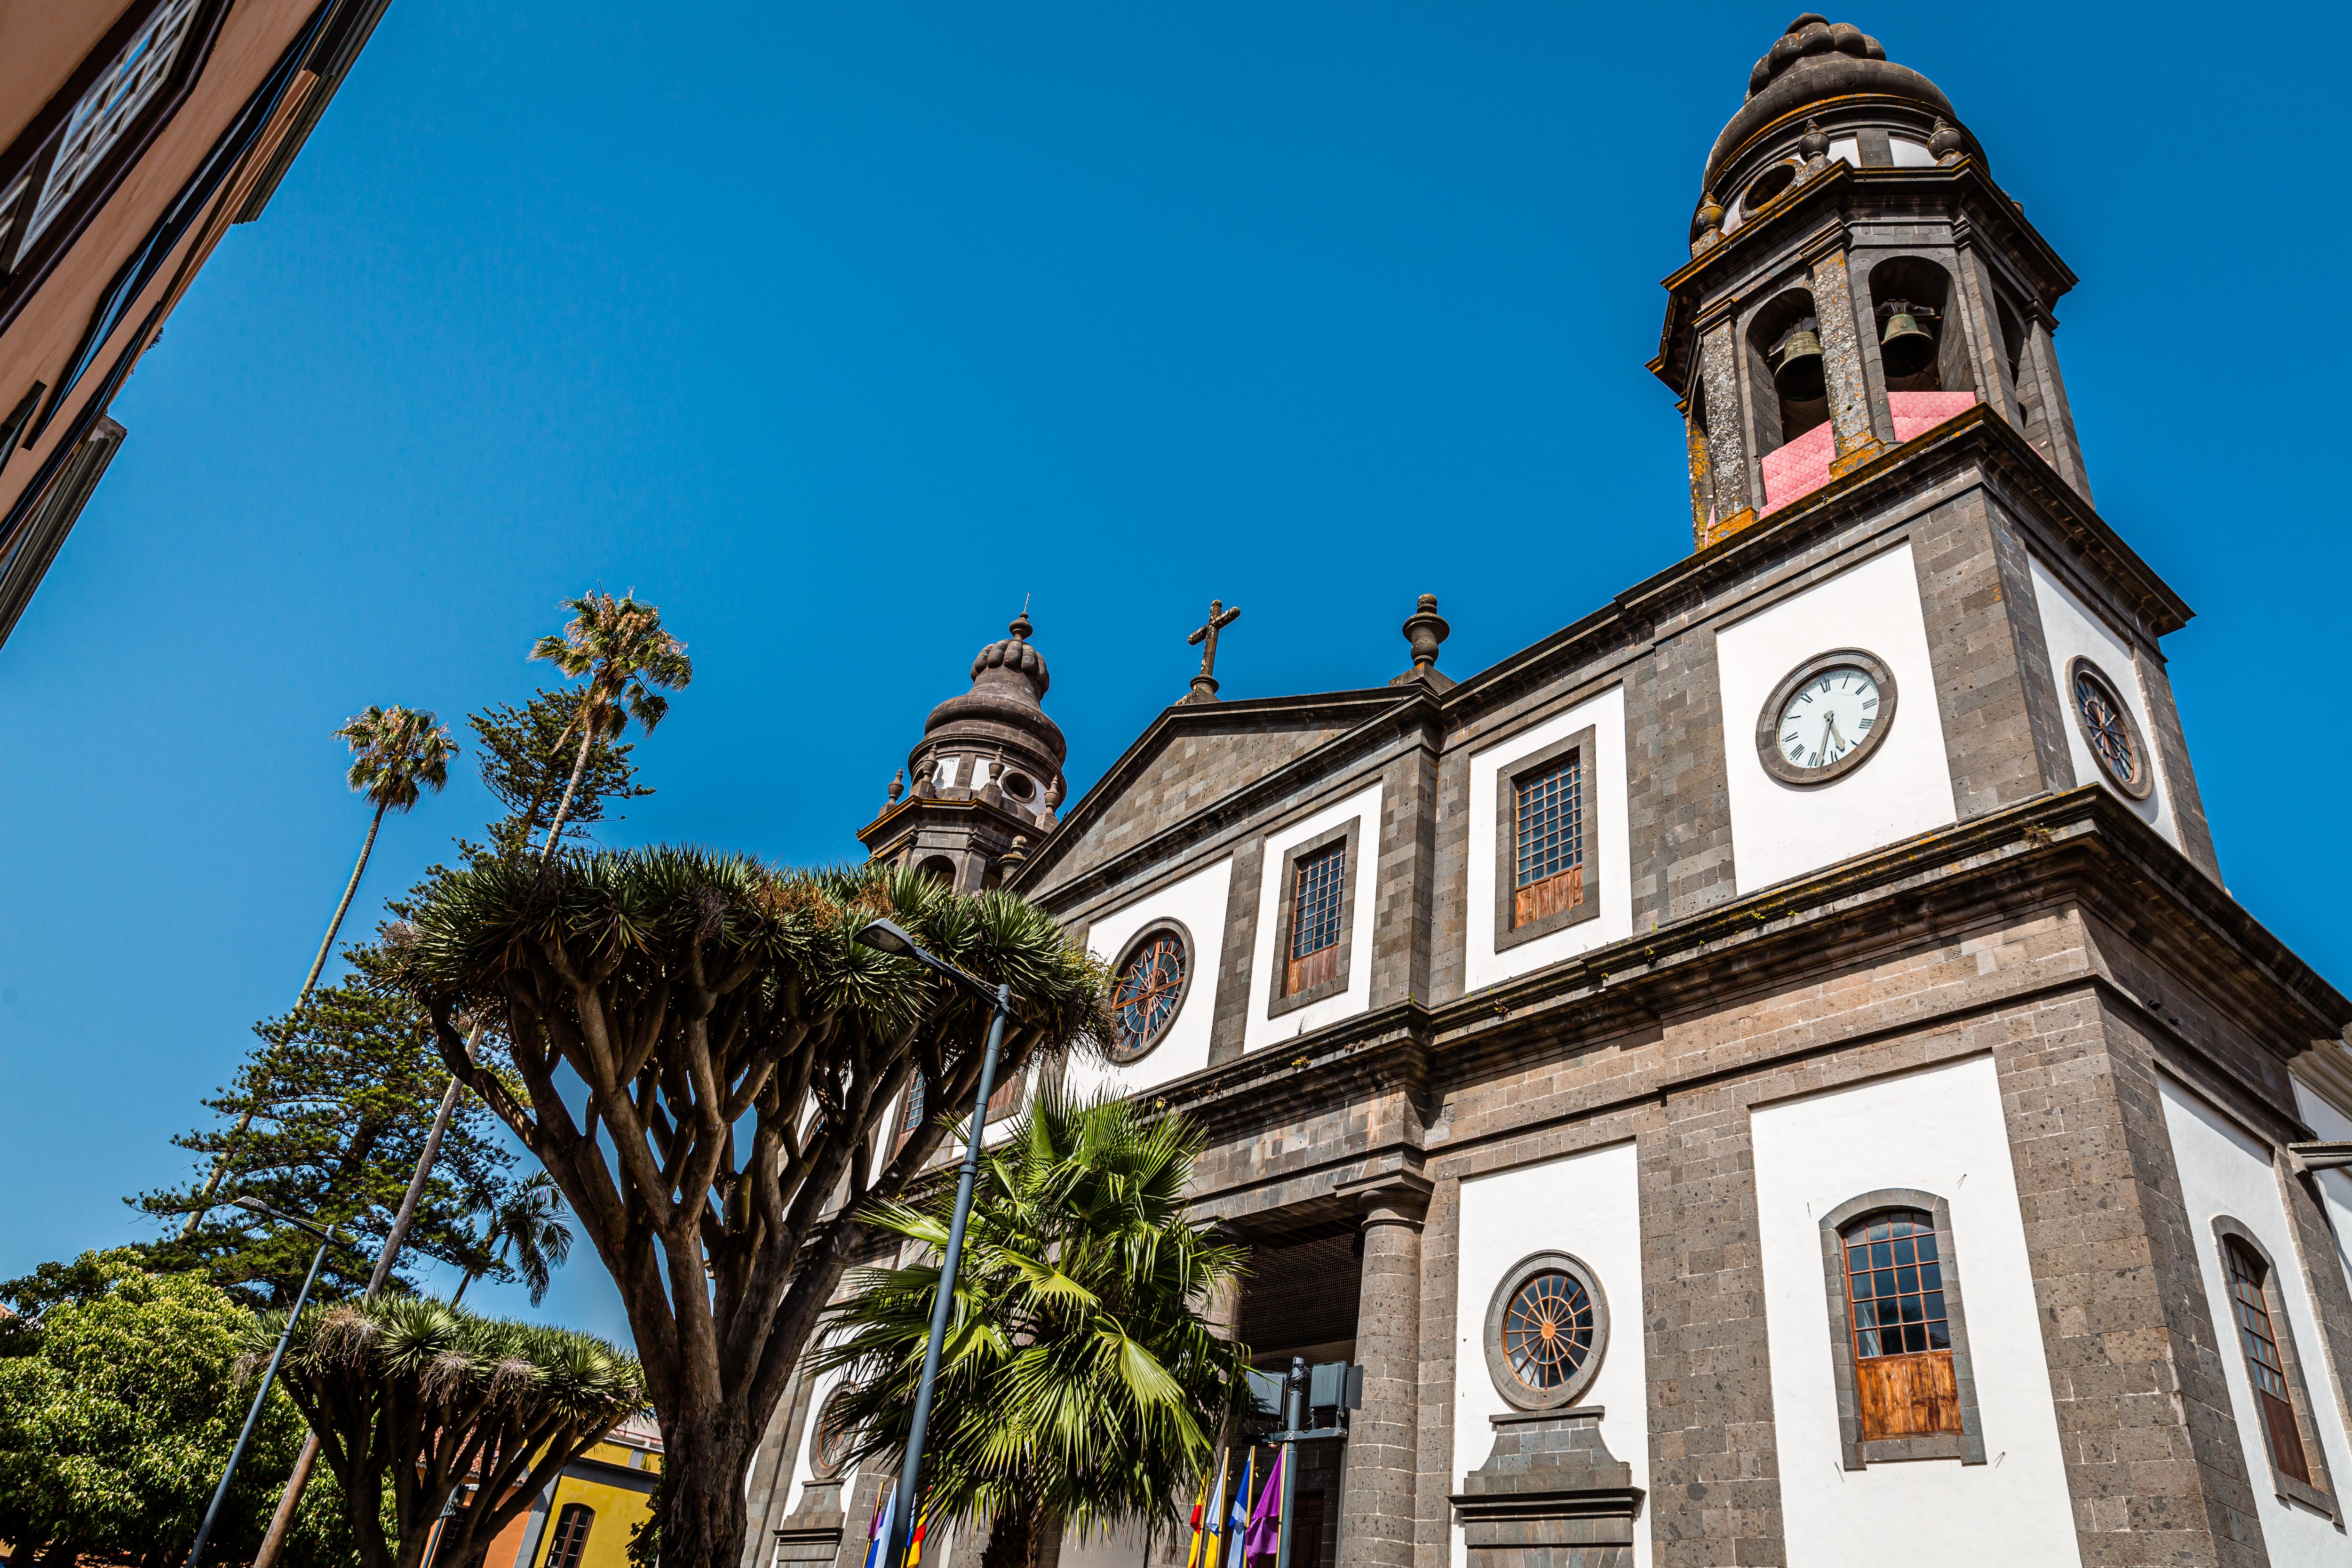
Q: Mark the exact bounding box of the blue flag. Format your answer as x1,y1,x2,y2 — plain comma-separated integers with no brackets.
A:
1227,1448,1254,1538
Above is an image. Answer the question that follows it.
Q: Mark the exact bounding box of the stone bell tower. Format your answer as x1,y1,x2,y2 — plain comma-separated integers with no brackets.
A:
856,610,1067,892
1655,13,2091,550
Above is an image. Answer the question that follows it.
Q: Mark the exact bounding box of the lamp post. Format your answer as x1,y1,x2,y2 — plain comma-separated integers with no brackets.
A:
852,918,1017,1568
186,1198,350,1568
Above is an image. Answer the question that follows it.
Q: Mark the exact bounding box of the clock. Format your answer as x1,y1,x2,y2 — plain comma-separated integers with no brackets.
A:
1755,649,1899,786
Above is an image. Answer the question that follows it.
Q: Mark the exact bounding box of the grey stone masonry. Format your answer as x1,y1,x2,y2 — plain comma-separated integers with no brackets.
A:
1907,488,2067,816
1809,247,1881,465
1451,1409,1643,1568
1339,1181,1430,1568
1624,629,1736,934
1637,1088,1785,1568
1696,318,1754,532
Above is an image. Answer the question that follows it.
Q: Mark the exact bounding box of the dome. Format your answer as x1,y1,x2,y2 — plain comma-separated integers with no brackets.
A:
920,610,1067,773
1705,15,1958,191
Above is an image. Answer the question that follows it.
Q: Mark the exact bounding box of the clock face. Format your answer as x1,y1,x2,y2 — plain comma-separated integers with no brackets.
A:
1774,666,1882,772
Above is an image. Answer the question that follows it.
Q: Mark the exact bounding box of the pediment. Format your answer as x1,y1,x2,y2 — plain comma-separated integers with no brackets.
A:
1020,690,1417,894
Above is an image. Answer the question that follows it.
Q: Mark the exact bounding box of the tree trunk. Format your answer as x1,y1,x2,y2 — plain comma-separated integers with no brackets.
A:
657,1403,757,1568
981,1501,1042,1568
538,690,602,862
181,802,389,1237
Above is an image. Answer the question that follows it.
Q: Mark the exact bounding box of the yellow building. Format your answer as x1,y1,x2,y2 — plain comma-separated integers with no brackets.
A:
479,1411,663,1568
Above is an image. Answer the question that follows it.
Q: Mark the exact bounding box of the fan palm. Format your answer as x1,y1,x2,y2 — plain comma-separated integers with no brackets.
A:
529,592,691,860
812,1092,1253,1568
450,1171,573,1308
179,706,455,1240
247,1296,643,1568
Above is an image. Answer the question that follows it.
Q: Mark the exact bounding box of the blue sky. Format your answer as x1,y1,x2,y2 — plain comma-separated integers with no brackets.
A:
3,1,2345,1342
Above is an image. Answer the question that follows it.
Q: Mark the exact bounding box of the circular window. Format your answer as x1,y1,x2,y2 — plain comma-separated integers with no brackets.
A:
1001,772,1036,802
1754,648,1899,787
812,1387,857,1477
1106,924,1192,1064
2066,657,2153,801
1744,160,1798,213
1482,1250,1610,1410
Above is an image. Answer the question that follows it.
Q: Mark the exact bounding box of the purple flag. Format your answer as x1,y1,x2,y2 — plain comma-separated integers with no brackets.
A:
1241,1447,1284,1562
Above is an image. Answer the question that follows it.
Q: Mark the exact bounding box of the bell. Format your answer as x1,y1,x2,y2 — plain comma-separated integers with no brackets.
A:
1880,310,1936,378
1772,326,1824,401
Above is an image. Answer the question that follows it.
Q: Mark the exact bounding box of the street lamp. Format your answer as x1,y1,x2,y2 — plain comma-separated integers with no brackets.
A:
852,918,1018,1568
186,1198,352,1568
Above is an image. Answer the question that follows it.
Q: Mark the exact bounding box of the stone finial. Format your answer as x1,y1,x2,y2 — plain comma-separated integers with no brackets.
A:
1000,835,1030,876
1690,192,1724,257
886,768,904,804
1929,116,1966,166
1391,594,1455,692
1799,117,1830,175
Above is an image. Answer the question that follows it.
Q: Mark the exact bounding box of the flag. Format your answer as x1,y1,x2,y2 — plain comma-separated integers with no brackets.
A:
1184,1465,1211,1568
1226,1448,1254,1544
907,1497,932,1568
1242,1447,1283,1564
862,1490,897,1568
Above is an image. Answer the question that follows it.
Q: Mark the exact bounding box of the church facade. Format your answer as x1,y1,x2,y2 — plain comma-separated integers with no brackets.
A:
749,16,2352,1568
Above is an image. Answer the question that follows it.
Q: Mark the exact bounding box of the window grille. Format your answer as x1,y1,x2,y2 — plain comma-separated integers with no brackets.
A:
546,1503,596,1568
1841,1208,1961,1440
1513,757,1583,925
2226,1240,2311,1484
1286,842,1345,994
2071,669,2139,784
1500,1267,1596,1393
23,0,204,255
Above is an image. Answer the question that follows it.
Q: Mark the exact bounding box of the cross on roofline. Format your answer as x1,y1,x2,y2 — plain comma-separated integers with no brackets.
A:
1184,599,1241,705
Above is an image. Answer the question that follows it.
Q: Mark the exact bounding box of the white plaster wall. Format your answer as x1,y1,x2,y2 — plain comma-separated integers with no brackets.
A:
1718,542,1956,893
1889,136,1935,167
1750,1054,2082,1568
1066,857,1234,1100
779,1364,847,1520
1056,1520,1152,1568
2026,555,2180,847
1450,1140,1648,1568
1462,685,1631,993
1243,781,1384,1052
2160,1076,2352,1561
2292,1076,2352,1300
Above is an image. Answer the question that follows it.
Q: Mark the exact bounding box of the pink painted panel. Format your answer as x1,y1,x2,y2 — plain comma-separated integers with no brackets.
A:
1760,421,1836,515
1889,390,1977,443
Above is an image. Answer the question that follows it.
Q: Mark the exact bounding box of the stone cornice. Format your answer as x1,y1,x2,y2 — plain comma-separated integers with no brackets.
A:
1140,790,2350,1167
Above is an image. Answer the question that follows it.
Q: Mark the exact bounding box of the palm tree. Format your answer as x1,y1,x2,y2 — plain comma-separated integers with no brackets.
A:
179,706,456,1239
450,1171,573,1307
529,592,691,860
812,1093,1254,1568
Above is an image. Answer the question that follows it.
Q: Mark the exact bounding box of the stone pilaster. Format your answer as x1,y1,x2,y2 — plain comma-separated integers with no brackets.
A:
1451,1408,1642,1568
1952,244,2023,426
1695,318,1754,544
1339,1179,1431,1568
2023,317,2092,503
1809,247,1883,476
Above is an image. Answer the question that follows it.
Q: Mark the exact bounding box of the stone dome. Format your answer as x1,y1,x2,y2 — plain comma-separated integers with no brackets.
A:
1705,14,1959,191
920,611,1067,773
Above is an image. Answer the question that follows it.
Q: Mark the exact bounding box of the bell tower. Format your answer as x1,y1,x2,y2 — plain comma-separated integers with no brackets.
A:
1654,14,2091,550
856,610,1067,891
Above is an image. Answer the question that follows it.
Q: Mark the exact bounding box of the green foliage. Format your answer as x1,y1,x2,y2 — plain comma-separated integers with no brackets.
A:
0,1250,356,1567
812,1095,1252,1557
530,591,694,746
386,851,1112,1568
334,705,457,817
469,685,652,859
135,965,515,1307
257,1295,644,1568
451,1170,573,1308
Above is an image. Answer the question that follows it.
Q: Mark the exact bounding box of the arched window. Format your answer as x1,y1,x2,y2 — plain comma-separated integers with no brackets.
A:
915,855,956,885
2224,1238,2309,1485
1819,1191,1986,1468
544,1502,595,1568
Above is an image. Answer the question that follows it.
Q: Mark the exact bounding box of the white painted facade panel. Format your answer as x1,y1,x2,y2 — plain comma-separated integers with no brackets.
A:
1461,685,1631,993
2026,555,2180,847
1068,857,1234,1101
1243,781,1385,1052
1718,542,1957,893
2159,1076,2352,1563
1451,1140,1649,1568
1750,1055,2081,1568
